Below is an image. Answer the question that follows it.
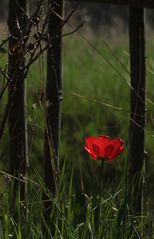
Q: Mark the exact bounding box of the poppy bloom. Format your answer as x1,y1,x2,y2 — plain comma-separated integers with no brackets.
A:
84,135,124,161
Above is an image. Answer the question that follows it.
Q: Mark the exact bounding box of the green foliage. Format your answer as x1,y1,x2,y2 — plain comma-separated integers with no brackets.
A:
0,162,152,238
1,34,154,237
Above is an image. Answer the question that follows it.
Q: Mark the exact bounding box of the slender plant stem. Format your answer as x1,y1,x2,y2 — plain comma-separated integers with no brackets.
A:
100,159,105,192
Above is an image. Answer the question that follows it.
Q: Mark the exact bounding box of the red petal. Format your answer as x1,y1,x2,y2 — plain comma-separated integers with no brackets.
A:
109,139,124,160
84,144,97,160
84,137,98,160
104,144,114,158
93,135,110,158
92,143,101,157
84,135,124,161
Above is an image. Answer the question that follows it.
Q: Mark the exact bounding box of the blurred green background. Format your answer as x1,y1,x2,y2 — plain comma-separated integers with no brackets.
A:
0,0,154,213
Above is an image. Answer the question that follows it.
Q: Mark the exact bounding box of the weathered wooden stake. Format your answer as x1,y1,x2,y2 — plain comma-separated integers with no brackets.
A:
43,0,63,227
128,7,146,215
8,0,28,202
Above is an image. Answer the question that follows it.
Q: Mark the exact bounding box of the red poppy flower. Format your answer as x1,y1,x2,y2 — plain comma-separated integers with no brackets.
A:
84,135,124,160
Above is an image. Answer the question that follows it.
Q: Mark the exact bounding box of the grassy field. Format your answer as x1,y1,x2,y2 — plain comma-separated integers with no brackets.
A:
62,33,154,197
0,31,154,237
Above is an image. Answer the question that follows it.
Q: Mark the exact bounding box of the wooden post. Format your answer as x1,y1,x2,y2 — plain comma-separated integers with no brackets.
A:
43,0,63,228
128,7,146,215
8,0,28,201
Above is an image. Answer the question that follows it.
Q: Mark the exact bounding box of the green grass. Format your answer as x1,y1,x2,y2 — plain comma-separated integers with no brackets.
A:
0,33,154,237
0,162,152,238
